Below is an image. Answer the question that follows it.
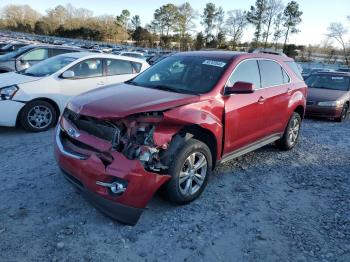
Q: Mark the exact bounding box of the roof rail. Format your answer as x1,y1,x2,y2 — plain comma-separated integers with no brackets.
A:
248,48,287,57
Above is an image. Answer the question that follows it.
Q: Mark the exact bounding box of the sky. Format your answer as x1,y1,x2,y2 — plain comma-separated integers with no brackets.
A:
1,0,349,46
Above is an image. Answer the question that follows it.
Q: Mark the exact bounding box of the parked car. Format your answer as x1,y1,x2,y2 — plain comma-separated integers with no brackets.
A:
147,53,175,65
305,72,350,122
0,45,83,73
116,51,146,60
55,51,307,225
0,52,149,131
0,42,28,55
302,68,334,79
337,68,350,73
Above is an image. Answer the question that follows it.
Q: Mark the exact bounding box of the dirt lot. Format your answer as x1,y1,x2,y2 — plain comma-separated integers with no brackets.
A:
0,118,349,262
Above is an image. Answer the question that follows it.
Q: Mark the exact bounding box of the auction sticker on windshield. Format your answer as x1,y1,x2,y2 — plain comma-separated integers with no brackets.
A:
202,60,226,67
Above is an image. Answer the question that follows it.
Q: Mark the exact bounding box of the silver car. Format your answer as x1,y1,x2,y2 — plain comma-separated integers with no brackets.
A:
0,45,82,73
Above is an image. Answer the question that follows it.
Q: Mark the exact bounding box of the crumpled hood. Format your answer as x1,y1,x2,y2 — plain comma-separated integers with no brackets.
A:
0,72,42,88
308,87,348,102
68,83,200,119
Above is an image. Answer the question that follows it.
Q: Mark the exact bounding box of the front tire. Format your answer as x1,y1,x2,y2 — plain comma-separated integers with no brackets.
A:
336,104,348,122
276,112,301,151
164,139,212,205
19,100,57,132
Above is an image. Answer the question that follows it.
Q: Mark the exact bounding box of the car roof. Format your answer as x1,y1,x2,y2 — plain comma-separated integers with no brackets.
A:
174,51,294,62
58,51,148,63
24,44,83,50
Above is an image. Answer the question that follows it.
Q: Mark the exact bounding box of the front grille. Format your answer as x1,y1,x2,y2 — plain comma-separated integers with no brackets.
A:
63,108,120,142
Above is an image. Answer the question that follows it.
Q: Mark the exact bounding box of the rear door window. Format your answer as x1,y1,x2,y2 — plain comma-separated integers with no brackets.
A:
259,60,285,88
228,60,261,89
106,59,136,75
70,59,103,78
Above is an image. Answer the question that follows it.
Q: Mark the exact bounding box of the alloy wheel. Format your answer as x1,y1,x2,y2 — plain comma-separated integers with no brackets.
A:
178,152,208,197
288,117,300,146
27,105,53,130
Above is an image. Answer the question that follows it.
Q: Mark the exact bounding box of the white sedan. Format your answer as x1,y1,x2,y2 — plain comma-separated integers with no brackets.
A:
0,52,149,132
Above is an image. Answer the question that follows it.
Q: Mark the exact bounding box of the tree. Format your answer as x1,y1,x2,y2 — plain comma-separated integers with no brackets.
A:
117,9,131,42
132,26,151,46
153,4,179,37
201,3,218,44
194,32,205,50
283,1,302,49
327,22,349,65
215,6,225,35
247,0,268,46
177,2,197,50
225,10,248,48
263,0,283,48
283,44,298,58
131,15,141,31
272,13,285,49
34,21,50,35
1,4,41,31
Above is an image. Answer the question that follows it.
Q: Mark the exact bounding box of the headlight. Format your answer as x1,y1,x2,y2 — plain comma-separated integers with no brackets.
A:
317,101,341,107
0,85,19,100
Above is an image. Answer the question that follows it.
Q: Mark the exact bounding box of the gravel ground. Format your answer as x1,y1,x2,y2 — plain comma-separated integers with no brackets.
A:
0,118,349,262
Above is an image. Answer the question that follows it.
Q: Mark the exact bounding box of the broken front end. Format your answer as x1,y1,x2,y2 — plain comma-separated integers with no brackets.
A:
55,108,185,225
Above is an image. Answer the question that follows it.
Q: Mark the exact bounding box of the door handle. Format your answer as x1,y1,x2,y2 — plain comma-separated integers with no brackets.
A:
287,87,292,94
97,82,106,86
258,96,266,104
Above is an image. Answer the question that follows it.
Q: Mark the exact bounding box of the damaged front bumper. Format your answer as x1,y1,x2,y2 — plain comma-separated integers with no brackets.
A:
54,120,171,225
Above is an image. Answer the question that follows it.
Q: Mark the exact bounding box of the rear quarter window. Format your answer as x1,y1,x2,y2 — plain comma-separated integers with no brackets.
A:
285,61,303,80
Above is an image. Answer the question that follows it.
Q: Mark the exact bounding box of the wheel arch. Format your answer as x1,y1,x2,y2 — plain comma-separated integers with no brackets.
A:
180,124,218,170
16,97,61,126
294,104,305,119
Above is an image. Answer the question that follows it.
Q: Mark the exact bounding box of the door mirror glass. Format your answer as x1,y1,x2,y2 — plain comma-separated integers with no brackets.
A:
226,81,254,95
62,70,75,79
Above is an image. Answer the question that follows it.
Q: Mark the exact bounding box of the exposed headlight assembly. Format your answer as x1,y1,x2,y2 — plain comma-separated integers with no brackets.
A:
317,101,341,107
0,85,19,100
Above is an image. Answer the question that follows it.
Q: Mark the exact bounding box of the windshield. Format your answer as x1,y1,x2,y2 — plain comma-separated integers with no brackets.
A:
305,74,350,91
20,55,77,77
128,55,230,94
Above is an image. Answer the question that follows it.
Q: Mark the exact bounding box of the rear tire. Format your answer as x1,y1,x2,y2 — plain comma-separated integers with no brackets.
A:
164,139,212,205
19,100,57,132
336,104,348,122
276,112,301,151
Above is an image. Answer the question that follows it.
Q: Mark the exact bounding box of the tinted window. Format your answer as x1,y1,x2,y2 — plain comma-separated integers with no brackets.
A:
70,59,103,78
106,59,135,75
228,60,261,89
305,75,350,91
259,60,284,87
51,48,78,56
22,48,49,61
286,61,303,80
282,67,290,83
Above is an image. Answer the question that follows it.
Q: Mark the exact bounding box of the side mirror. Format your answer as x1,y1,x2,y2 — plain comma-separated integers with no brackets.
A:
225,81,255,95
61,70,75,79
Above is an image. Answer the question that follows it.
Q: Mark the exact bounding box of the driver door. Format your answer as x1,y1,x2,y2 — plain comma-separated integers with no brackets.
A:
223,59,266,156
58,58,106,108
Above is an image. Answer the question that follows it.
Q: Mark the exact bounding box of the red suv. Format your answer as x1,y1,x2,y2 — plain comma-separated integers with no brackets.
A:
55,51,307,225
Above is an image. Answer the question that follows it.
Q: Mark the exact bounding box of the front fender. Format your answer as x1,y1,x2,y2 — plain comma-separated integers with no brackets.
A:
153,99,224,159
